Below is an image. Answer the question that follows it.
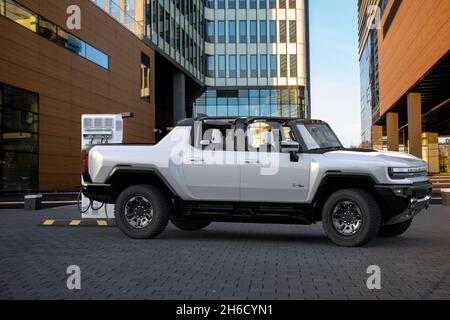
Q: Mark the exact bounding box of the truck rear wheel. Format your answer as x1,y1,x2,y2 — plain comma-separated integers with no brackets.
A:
170,217,211,231
115,185,169,239
378,220,412,237
322,189,381,247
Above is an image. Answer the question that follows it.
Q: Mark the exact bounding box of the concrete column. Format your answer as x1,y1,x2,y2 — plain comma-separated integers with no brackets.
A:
386,112,399,151
173,72,186,124
372,125,383,150
407,92,423,158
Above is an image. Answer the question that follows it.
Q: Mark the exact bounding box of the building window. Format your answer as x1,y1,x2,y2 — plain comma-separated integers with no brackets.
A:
239,0,247,9
176,23,181,51
239,20,247,43
290,54,297,77
280,54,287,77
249,0,257,9
279,20,286,43
228,0,236,9
279,0,286,9
218,55,226,78
0,0,4,15
218,20,225,43
259,0,266,9
250,55,258,77
240,55,247,77
260,55,267,77
289,20,296,43
206,19,215,42
289,0,296,8
218,0,225,9
260,20,267,43
170,17,175,48
85,43,109,69
158,4,164,39
141,53,151,102
269,20,276,43
164,10,170,45
229,20,236,43
206,55,215,77
4,0,109,69
181,29,186,58
270,54,277,77
250,20,257,43
38,17,57,42
0,83,39,192
269,0,276,8
229,55,237,78
205,0,214,8
5,0,37,32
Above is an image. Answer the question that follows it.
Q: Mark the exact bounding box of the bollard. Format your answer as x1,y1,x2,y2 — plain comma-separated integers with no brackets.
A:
442,189,450,207
24,194,43,210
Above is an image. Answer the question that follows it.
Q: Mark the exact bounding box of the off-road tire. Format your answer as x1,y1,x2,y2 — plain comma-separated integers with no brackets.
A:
322,188,381,247
115,185,170,239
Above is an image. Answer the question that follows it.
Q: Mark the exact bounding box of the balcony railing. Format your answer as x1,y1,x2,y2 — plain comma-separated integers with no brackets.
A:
91,0,144,39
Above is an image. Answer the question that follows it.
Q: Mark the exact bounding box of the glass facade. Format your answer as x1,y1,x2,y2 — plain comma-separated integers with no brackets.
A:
193,88,306,118
358,0,390,148
2,0,109,69
359,30,380,148
0,84,39,193
90,0,309,119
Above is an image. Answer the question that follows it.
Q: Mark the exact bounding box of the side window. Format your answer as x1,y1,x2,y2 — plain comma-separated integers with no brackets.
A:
247,122,280,153
192,122,233,151
282,125,297,142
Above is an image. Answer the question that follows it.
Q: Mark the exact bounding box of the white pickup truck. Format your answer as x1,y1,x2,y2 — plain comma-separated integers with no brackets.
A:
81,116,432,247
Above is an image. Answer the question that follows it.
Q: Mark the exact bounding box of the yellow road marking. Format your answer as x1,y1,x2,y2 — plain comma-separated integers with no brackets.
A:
97,220,108,226
70,220,81,226
42,220,55,225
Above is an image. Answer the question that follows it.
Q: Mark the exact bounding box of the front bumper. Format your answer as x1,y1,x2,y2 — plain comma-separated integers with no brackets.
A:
375,181,432,224
385,195,431,225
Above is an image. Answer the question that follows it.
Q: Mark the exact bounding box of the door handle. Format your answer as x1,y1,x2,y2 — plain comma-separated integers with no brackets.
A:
244,160,259,164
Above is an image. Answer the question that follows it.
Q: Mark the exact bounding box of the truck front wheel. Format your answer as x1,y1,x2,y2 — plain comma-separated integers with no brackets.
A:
115,185,170,239
322,189,381,247
170,217,211,231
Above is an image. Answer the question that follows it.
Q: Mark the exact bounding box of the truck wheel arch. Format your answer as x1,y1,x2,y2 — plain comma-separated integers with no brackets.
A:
106,167,178,203
312,173,380,221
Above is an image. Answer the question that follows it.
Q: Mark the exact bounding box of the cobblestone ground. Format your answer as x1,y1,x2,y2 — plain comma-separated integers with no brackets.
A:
0,205,449,300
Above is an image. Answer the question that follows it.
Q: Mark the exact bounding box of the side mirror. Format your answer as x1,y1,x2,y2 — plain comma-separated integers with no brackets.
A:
280,140,300,153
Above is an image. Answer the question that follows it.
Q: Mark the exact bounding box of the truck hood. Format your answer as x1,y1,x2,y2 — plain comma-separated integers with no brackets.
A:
323,149,428,167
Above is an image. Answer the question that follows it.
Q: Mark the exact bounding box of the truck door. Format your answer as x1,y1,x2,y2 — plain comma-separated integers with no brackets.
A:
239,122,310,203
182,121,240,201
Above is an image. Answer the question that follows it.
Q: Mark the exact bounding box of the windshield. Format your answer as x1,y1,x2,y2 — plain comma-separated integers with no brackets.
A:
296,123,343,151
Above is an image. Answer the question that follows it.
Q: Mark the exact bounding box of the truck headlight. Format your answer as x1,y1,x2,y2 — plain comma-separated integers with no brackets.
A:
388,166,428,179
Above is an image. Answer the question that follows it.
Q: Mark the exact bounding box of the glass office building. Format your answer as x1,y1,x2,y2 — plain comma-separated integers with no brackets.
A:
93,0,310,119
357,0,388,148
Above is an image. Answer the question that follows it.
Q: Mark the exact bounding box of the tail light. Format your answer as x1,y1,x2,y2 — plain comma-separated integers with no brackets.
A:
81,149,89,174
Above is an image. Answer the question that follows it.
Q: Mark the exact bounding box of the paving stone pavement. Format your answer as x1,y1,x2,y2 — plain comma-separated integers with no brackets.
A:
0,205,449,300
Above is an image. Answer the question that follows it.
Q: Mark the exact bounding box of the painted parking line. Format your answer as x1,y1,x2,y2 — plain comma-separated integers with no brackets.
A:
39,219,115,227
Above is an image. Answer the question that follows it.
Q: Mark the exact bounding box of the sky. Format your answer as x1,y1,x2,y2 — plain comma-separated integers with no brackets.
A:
309,0,362,147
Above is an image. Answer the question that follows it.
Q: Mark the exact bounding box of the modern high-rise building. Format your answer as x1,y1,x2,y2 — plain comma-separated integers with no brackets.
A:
91,0,310,121
358,0,450,173
0,0,310,192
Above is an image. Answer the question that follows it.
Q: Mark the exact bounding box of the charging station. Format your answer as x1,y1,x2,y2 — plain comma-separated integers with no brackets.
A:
80,114,124,219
